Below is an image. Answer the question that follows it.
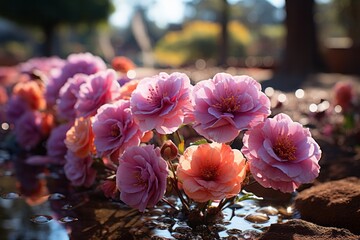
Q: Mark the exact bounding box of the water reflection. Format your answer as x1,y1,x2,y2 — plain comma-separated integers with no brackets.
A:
0,157,69,240
0,154,296,239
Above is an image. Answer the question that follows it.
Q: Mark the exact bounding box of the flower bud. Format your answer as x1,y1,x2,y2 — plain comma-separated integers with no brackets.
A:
161,140,178,161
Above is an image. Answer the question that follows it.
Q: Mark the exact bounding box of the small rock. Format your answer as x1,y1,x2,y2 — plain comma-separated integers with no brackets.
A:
258,219,360,240
294,177,360,234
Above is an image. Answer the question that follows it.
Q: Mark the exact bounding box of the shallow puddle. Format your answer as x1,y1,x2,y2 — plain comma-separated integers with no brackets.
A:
0,158,297,239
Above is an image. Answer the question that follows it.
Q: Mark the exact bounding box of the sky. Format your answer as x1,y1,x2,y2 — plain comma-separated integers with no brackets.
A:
109,0,285,28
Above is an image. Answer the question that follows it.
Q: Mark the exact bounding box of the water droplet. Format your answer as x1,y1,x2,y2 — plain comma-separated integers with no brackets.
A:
226,228,242,235
240,229,262,239
229,202,244,209
256,206,279,216
30,215,52,224
252,224,262,229
173,226,192,234
155,222,170,230
1,192,21,199
171,232,185,239
209,224,226,232
61,204,73,210
58,216,78,223
48,193,65,200
278,206,294,218
158,217,175,225
236,213,246,217
244,213,270,223
222,220,232,225
149,208,164,216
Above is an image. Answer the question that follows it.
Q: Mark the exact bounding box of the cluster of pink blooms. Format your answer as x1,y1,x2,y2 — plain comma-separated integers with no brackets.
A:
3,52,322,213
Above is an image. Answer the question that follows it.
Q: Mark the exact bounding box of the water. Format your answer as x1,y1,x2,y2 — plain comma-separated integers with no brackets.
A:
0,159,296,240
1,192,21,199
30,215,53,224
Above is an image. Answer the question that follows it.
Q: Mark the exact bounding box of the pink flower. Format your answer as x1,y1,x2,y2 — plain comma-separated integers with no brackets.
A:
57,74,88,121
45,52,106,106
92,100,143,162
5,95,30,124
19,56,65,78
45,122,73,164
241,113,322,193
76,69,121,118
0,66,19,86
101,180,118,199
64,151,97,187
333,81,355,112
177,143,248,203
14,110,47,150
130,72,193,134
116,145,168,212
192,73,270,143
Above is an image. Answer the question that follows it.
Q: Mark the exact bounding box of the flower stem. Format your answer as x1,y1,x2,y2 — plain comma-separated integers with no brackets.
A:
161,197,179,211
216,196,236,212
167,161,190,211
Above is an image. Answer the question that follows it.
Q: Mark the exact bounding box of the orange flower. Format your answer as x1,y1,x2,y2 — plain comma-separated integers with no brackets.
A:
119,79,140,100
111,56,135,73
13,80,46,110
177,143,248,203
40,112,54,136
65,117,95,158
141,130,154,143
0,85,8,105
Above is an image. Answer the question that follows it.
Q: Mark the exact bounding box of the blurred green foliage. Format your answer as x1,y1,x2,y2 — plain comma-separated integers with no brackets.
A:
0,0,114,56
0,0,113,26
154,20,251,67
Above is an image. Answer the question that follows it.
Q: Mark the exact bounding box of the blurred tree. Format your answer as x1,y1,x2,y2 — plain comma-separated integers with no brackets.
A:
219,0,229,66
154,20,251,67
184,0,283,66
264,0,325,91
333,0,360,74
0,0,113,56
335,0,360,47
184,0,223,22
185,0,228,65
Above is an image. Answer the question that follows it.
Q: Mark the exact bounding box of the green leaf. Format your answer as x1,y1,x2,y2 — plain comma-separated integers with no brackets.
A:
190,139,209,146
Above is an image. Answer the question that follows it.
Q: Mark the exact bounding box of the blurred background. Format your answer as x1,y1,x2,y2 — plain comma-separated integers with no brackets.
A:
0,0,359,80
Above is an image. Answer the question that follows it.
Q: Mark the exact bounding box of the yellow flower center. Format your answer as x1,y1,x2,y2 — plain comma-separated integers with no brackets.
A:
273,136,297,161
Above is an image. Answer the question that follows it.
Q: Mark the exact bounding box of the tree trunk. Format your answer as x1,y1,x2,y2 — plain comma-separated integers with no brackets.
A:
42,24,55,57
219,0,229,66
264,0,325,91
